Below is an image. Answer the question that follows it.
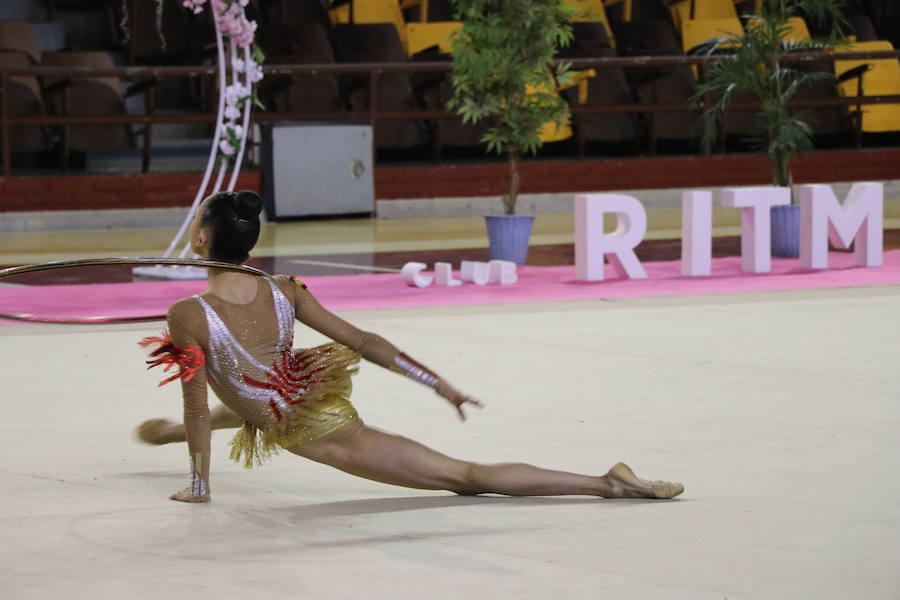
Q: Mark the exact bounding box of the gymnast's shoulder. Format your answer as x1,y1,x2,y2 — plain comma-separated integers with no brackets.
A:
271,274,308,297
166,295,203,326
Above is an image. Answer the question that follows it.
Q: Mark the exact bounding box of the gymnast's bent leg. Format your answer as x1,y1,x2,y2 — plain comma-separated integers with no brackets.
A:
137,404,242,445
288,421,682,499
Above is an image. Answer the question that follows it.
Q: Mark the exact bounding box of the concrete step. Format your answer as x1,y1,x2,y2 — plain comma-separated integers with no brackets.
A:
84,139,217,174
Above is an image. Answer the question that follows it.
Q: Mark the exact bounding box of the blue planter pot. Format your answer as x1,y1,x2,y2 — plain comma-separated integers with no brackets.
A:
484,214,535,265
771,204,800,258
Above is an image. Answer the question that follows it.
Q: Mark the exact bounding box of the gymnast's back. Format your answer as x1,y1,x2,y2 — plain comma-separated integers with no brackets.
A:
159,273,398,465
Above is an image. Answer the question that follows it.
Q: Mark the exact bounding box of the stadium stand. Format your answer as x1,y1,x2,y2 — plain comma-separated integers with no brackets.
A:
0,0,898,173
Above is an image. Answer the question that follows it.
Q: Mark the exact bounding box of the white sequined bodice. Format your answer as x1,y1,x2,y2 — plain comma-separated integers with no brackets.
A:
193,278,298,427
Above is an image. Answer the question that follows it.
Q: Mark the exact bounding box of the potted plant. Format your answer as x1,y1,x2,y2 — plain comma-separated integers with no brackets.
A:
691,0,847,257
448,0,574,264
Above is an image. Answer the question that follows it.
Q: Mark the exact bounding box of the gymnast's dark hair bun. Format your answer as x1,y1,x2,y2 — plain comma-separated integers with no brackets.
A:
232,189,263,221
201,189,263,264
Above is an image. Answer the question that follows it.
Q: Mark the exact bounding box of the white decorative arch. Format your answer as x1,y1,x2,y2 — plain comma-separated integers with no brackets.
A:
137,0,262,280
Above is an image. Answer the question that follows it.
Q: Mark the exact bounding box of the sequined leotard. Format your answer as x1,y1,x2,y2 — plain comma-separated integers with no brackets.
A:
152,275,415,488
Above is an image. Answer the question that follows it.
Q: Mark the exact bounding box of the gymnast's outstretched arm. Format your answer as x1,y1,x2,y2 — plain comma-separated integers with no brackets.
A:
282,277,482,419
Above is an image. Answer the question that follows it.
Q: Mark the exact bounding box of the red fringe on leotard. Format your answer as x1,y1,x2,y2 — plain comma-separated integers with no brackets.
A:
138,331,206,386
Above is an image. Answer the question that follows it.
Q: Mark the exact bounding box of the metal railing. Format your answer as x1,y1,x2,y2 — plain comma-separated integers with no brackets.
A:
1,49,899,175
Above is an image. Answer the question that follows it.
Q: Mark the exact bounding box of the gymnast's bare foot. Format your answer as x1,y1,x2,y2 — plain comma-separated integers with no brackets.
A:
606,462,684,499
170,487,210,503
137,418,184,445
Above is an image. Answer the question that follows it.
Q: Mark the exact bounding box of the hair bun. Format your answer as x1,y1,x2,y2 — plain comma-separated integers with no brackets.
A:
232,190,263,221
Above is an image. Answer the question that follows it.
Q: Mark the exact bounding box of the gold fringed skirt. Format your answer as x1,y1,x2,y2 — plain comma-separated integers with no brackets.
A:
229,343,361,468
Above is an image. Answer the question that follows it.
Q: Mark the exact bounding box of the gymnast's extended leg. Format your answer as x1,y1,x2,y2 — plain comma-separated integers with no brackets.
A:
288,421,682,499
139,413,682,498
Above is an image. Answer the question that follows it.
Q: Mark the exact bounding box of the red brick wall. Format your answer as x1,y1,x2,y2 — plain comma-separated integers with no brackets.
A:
375,148,900,199
0,171,262,212
1,148,899,212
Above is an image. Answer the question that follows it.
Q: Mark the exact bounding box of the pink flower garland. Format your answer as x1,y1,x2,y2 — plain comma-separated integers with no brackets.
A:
181,0,263,157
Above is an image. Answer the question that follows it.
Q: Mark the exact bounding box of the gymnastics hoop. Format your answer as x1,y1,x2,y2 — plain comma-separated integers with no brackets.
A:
0,258,271,324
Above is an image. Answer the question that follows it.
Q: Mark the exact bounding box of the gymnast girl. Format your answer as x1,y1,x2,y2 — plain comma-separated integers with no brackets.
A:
137,190,683,502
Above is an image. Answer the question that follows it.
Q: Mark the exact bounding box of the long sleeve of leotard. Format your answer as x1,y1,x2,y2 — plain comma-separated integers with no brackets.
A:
167,302,211,498
277,276,444,388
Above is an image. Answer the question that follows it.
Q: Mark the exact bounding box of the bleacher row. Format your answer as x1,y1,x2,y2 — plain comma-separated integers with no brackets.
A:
0,0,899,170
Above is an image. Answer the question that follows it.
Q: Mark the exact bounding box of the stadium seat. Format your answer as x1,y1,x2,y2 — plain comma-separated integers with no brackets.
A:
716,90,767,148
631,21,700,149
782,16,810,42
261,23,344,116
0,52,52,155
834,40,900,133
612,17,700,152
746,15,810,42
405,21,462,56
41,51,156,170
259,0,333,54
0,21,42,64
616,17,680,61
671,0,738,30
330,0,411,53
332,23,429,152
557,22,614,58
563,48,641,154
863,0,900,48
846,14,878,43
681,17,743,55
791,56,850,144
563,0,616,47
528,70,597,144
418,78,489,154
636,65,701,152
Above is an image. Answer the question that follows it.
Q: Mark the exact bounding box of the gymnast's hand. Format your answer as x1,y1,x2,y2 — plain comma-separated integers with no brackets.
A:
170,487,211,503
435,380,483,421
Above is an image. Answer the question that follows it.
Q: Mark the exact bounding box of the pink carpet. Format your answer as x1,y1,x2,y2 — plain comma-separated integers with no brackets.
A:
2,251,899,321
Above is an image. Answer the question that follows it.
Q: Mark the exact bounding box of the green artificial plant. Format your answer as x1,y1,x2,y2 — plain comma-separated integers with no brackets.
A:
691,0,848,191
449,0,574,215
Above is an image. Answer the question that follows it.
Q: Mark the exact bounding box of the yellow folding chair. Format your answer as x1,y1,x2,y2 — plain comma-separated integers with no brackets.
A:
746,15,810,42
405,21,462,56
526,69,596,143
682,17,743,78
563,0,616,46
671,0,738,30
782,16,811,42
681,17,743,52
834,40,900,133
